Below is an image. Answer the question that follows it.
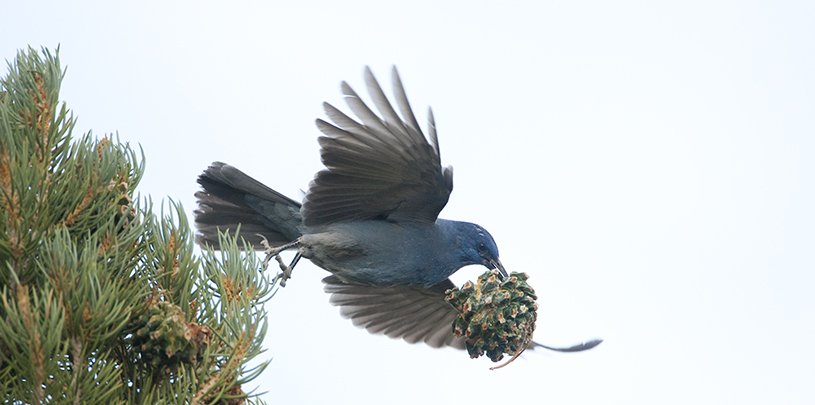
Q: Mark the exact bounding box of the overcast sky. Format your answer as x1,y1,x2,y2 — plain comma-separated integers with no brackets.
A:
3,1,814,404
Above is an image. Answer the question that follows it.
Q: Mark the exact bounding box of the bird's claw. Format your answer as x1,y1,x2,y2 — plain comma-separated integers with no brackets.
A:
257,234,300,288
273,253,293,287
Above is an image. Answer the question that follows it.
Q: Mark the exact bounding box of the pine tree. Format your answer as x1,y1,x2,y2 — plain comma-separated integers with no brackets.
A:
0,47,274,404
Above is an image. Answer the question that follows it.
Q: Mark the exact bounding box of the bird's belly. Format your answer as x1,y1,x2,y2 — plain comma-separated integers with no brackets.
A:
298,224,449,287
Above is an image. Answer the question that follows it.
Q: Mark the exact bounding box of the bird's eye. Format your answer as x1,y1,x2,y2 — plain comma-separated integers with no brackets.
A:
477,242,488,254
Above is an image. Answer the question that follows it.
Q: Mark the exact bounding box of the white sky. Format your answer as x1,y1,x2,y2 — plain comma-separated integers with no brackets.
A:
4,1,814,404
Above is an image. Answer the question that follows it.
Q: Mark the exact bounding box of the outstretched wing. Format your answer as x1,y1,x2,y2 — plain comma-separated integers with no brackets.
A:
322,275,465,349
302,66,454,227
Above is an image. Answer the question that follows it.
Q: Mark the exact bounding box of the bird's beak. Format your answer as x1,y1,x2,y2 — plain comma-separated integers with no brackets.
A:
485,257,508,278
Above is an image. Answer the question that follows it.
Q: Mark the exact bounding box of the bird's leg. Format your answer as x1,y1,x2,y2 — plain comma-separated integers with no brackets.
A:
258,235,302,287
276,252,302,287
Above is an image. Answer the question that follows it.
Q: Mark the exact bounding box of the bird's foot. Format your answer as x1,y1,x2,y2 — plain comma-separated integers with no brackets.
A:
258,235,302,287
273,253,293,287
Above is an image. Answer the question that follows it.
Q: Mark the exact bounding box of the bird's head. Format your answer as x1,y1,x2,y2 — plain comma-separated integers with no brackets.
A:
456,222,507,278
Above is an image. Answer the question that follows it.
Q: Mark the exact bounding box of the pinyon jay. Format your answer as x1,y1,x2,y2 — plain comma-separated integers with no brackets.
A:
194,67,601,352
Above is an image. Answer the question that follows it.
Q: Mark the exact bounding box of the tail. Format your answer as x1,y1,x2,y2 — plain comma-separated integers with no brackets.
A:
194,162,304,250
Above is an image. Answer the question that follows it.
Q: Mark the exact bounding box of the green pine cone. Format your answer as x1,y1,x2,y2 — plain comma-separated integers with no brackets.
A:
445,269,538,362
130,300,211,369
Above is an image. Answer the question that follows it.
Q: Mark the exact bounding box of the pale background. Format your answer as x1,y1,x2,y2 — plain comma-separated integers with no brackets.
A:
3,2,814,404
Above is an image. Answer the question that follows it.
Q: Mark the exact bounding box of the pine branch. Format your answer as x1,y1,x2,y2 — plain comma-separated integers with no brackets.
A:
0,46,274,405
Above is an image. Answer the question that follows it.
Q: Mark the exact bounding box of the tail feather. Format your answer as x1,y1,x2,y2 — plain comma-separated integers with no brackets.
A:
194,162,304,250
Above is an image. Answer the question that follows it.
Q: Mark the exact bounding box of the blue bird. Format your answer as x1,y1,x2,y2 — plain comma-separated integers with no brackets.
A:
195,67,601,352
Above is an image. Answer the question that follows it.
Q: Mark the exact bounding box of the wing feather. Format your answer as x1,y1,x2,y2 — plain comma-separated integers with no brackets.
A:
323,275,466,349
302,67,452,227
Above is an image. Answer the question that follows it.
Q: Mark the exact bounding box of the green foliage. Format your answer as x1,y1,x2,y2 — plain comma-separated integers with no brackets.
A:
445,270,538,366
0,47,274,404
